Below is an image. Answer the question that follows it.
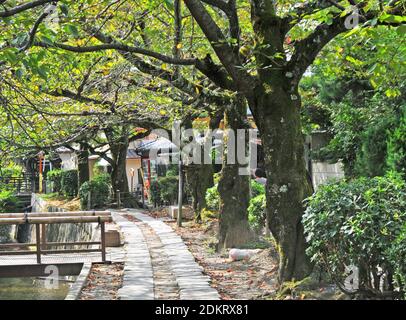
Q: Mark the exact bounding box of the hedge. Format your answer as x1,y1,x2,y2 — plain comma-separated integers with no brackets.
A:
47,169,63,193
60,170,79,197
79,177,110,209
150,176,179,207
303,173,406,299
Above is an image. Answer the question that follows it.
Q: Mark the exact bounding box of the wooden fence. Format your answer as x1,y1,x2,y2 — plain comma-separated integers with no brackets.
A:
0,211,112,264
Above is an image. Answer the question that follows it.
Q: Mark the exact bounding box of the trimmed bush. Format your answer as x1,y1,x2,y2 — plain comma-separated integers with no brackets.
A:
60,170,79,197
248,194,266,232
79,178,110,209
158,176,178,204
0,189,19,243
303,174,406,298
205,184,220,211
47,169,63,193
149,179,161,207
149,176,179,207
386,225,406,299
93,173,111,185
386,109,406,177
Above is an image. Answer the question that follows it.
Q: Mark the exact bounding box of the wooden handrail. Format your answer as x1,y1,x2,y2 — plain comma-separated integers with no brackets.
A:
0,211,112,264
0,211,111,218
0,216,112,225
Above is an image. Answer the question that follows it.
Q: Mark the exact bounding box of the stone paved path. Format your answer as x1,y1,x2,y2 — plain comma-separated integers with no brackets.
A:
138,223,180,300
112,209,220,300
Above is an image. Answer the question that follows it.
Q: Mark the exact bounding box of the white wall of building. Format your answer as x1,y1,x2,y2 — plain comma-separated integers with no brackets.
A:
59,152,78,170
312,161,345,190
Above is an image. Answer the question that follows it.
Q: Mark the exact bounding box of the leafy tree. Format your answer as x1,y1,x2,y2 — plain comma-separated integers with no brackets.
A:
0,0,404,282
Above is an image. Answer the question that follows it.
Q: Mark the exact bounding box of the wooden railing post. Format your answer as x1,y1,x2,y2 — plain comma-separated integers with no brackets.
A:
100,221,106,263
117,190,121,209
35,224,41,264
41,224,47,250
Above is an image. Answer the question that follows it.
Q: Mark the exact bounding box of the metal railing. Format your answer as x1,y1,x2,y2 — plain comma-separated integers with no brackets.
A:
0,211,112,264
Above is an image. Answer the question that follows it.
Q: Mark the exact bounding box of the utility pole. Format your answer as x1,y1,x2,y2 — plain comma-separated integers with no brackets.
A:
177,157,183,227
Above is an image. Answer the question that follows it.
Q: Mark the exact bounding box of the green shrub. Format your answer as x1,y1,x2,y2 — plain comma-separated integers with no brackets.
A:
251,180,266,198
0,189,19,243
149,176,179,207
166,164,179,177
386,108,406,177
60,170,79,197
354,118,391,177
158,176,179,204
79,178,110,209
149,179,161,207
205,184,220,211
47,169,63,193
93,173,111,185
0,163,23,179
201,208,218,221
303,174,406,298
248,194,266,232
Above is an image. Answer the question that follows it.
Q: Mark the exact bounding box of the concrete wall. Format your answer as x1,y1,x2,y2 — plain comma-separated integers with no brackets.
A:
312,161,345,190
30,194,97,247
59,152,78,170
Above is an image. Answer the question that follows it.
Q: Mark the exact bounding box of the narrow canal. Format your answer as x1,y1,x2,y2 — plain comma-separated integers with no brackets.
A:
0,277,74,300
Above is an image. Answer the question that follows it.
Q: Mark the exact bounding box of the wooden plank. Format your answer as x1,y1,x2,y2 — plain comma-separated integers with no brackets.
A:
0,211,111,218
0,218,25,225
0,250,34,255
35,224,41,264
0,241,101,249
0,216,112,225
0,243,36,248
41,249,102,254
101,222,106,263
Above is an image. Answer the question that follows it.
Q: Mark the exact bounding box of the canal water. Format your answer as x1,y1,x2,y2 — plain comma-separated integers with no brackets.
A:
0,277,74,300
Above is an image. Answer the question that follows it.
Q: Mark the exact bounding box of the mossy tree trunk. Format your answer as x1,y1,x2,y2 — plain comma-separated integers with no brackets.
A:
184,111,222,222
250,87,313,282
217,96,252,250
78,143,90,187
105,126,134,207
182,0,358,282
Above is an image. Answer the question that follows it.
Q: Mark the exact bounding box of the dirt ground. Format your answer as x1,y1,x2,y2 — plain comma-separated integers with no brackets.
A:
40,194,81,211
79,263,124,300
148,208,343,300
167,219,280,300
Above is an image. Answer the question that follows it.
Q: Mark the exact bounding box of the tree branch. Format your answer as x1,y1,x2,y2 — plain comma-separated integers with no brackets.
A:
184,0,254,94
287,2,405,84
0,0,57,18
20,10,50,51
33,40,197,66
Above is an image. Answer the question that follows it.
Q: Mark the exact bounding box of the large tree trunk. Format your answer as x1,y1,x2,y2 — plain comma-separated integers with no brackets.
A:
78,143,90,187
183,111,223,222
250,87,313,282
106,127,136,208
185,163,214,221
111,139,131,206
217,96,252,250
